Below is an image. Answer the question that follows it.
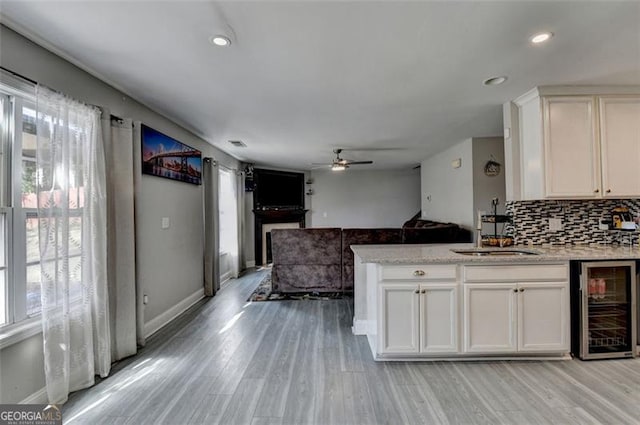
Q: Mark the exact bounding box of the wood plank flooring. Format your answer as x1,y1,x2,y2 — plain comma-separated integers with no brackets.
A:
62,269,640,425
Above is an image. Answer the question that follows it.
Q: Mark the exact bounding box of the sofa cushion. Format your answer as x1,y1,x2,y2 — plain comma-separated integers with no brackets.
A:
271,228,342,265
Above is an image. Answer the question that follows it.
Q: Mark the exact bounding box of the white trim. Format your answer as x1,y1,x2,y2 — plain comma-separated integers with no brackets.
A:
245,260,256,268
0,316,41,350
144,288,204,338
220,271,232,285
20,386,48,404
351,319,373,335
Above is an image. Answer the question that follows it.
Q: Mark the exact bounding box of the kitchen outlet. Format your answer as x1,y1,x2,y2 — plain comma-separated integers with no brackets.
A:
143,294,148,305
549,218,563,232
161,217,170,229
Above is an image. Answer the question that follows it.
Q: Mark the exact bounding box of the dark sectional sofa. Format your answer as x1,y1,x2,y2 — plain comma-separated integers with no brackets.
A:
270,219,470,294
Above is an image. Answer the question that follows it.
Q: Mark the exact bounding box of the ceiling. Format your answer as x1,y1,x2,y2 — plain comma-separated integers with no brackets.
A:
1,1,639,171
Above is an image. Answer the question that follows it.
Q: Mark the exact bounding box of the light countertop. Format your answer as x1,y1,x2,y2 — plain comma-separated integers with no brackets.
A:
351,243,640,264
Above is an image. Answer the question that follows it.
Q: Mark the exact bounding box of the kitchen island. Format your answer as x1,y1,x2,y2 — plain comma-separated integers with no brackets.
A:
351,243,640,361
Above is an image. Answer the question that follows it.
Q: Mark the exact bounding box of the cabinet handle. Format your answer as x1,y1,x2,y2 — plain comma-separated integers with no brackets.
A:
606,189,611,193
413,270,426,277
421,289,426,294
513,288,518,293
414,289,420,294
594,189,599,193
519,288,524,292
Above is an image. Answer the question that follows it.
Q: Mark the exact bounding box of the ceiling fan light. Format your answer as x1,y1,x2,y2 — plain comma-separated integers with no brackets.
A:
331,164,346,171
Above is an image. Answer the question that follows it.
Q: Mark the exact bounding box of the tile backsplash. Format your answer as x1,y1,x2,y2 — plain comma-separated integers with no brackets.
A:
504,199,640,245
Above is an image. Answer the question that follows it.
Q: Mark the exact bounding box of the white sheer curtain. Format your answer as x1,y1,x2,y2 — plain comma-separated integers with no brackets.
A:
36,86,110,404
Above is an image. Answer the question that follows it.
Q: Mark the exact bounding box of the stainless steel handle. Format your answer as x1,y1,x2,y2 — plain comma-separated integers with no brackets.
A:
594,189,599,193
413,270,426,277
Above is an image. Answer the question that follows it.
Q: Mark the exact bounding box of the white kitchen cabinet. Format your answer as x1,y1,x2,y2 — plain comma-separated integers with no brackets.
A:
505,86,640,200
419,284,458,353
517,282,568,352
377,264,459,356
542,96,599,198
378,283,420,353
599,96,640,198
464,283,517,353
379,282,459,355
463,263,570,355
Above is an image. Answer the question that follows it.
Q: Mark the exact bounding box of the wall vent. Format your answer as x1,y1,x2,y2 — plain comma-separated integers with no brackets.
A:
229,140,247,147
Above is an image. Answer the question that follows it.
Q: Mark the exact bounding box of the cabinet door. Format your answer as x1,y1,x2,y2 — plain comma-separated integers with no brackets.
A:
419,284,458,353
378,284,419,354
464,284,517,353
517,282,569,352
599,97,640,198
543,96,600,198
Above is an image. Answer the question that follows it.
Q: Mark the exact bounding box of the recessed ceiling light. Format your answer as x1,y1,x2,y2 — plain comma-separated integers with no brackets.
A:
483,76,508,86
209,35,231,47
530,32,553,44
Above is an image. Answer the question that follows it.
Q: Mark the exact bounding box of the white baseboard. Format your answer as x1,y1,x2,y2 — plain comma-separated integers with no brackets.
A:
352,319,372,335
20,386,48,404
144,288,205,338
220,271,232,284
245,260,256,268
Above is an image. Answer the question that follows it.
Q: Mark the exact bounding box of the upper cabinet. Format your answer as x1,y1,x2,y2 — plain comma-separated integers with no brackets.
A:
503,87,640,200
599,97,640,198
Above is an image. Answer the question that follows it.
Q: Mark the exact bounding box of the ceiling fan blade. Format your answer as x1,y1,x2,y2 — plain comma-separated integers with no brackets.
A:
311,164,332,169
311,162,331,166
345,160,373,165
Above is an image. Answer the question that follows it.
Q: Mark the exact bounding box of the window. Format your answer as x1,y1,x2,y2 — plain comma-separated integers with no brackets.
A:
0,71,44,328
219,168,238,256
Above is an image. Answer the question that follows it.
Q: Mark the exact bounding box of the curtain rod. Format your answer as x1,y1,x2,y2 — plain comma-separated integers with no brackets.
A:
0,66,37,85
204,157,241,174
1,65,103,111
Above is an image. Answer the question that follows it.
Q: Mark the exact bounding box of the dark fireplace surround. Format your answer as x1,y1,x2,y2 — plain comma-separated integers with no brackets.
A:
254,208,307,266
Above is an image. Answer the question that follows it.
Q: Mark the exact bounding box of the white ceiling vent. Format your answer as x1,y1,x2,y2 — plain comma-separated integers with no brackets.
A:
229,140,247,147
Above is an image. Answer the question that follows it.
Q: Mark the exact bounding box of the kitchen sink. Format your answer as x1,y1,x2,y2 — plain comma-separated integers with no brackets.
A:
451,248,540,256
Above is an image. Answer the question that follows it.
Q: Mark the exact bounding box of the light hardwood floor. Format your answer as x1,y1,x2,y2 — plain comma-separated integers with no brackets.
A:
62,269,640,425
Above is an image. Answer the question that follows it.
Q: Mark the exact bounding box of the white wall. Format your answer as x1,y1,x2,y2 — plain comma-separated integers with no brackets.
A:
310,168,420,228
421,139,475,229
0,25,239,403
420,137,506,237
472,137,507,216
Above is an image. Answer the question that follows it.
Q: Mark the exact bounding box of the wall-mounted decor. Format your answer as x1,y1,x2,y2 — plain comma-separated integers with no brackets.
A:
141,124,202,185
484,158,501,177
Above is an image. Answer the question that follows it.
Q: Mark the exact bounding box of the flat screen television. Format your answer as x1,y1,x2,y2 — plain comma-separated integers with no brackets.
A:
254,169,304,209
141,124,202,185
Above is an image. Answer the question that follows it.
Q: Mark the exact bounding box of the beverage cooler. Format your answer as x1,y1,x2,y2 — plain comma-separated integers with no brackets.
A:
576,261,637,359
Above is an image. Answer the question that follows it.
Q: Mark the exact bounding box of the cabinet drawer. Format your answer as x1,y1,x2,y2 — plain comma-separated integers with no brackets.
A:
381,264,457,281
463,263,568,282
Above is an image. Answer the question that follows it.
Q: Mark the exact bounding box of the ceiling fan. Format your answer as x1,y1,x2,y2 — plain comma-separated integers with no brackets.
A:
312,148,373,171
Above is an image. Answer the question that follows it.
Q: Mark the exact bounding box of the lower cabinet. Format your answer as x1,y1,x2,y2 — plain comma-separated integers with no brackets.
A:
463,281,569,353
379,282,458,355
